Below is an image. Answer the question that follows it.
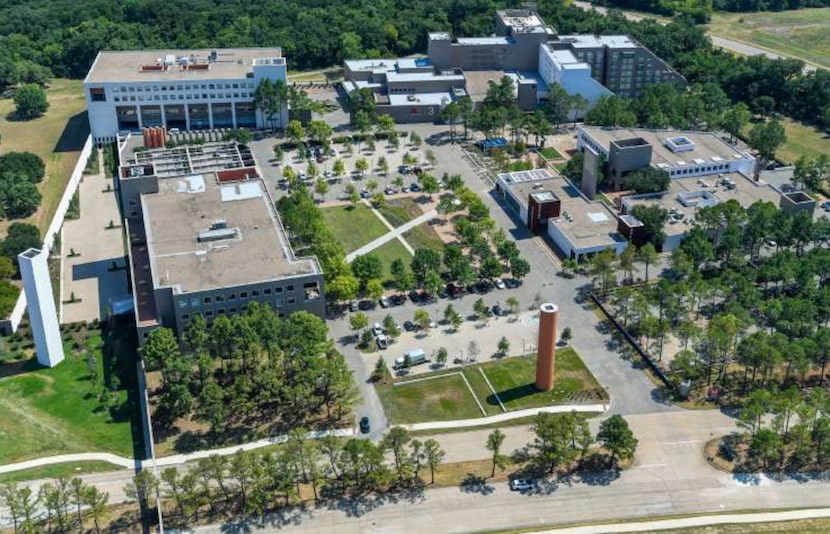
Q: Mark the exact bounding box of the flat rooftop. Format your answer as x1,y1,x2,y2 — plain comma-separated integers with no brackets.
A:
85,48,284,84
499,169,624,250
465,70,526,100
388,92,455,106
559,35,637,49
497,9,552,33
622,172,781,236
387,70,465,83
142,172,320,295
344,59,398,73
581,126,754,170
456,37,514,46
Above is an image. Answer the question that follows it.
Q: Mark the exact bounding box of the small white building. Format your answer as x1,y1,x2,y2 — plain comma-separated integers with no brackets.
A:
18,248,64,367
84,48,287,143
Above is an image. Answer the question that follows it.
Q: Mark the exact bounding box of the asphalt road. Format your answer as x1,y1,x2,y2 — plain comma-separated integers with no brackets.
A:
572,1,819,72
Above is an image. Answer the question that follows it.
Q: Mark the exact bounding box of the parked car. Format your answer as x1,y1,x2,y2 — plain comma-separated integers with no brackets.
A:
390,294,406,306
492,304,505,317
358,300,373,310
349,300,359,312
510,479,533,491
409,290,423,303
410,182,421,192
372,322,384,337
360,188,371,198
494,278,506,290
385,186,397,195
376,334,389,350
822,201,830,211
399,165,411,174
504,278,520,289
475,281,493,294
403,320,416,332
359,416,371,434
379,296,390,308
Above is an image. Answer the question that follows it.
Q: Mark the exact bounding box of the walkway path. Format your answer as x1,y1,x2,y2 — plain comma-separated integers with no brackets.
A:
345,203,437,261
402,403,608,432
0,429,354,475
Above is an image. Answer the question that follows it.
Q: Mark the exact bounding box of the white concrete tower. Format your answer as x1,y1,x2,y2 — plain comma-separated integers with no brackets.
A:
18,248,64,367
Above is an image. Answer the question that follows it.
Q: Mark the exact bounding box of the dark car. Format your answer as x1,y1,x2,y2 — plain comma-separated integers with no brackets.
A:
410,182,421,192
390,294,406,306
403,320,416,331
492,304,505,317
359,416,371,434
504,278,520,289
475,281,493,294
408,289,422,303
358,300,373,310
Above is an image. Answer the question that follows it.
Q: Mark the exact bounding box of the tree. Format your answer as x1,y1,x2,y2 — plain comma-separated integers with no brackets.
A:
597,415,638,466
468,340,480,360
531,412,577,474
350,311,368,338
3,179,42,218
411,247,441,283
333,158,346,177
125,469,159,519
414,308,431,332
630,205,669,249
510,257,531,281
286,119,305,144
141,327,179,372
365,278,384,301
383,314,400,338
625,168,670,194
307,119,334,146
586,95,636,127
391,258,415,293
314,178,329,201
423,438,445,484
253,78,288,131
223,128,252,144
506,296,519,315
750,428,781,470
435,347,448,367
355,157,369,177
474,298,487,320
83,486,109,534
497,336,510,357
420,173,441,199
13,84,48,119
561,327,573,345
637,243,660,281
722,102,751,143
486,429,509,477
0,152,46,183
749,119,786,171
381,426,412,482
351,253,383,285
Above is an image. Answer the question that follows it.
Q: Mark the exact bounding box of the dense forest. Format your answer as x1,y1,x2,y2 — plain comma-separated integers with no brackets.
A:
592,0,830,19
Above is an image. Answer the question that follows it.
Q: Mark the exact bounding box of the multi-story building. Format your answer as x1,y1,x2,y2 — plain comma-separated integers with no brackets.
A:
118,142,324,343
343,7,684,122
84,48,287,143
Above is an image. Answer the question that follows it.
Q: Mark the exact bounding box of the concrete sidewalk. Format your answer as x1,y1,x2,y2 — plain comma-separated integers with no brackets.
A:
402,403,608,432
346,204,437,261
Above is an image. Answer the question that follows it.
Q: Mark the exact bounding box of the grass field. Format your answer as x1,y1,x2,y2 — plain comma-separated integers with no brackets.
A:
320,203,388,253
373,238,413,279
378,348,606,424
0,320,143,465
0,79,88,238
538,147,562,160
708,8,830,70
0,460,124,483
777,118,830,164
377,373,484,424
376,197,422,227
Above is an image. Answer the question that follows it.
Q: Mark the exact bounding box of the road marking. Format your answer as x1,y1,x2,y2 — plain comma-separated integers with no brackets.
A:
665,439,701,446
534,237,562,268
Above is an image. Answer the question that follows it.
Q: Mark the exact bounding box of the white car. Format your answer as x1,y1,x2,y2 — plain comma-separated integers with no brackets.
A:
495,279,506,290
510,479,533,491
372,322,384,337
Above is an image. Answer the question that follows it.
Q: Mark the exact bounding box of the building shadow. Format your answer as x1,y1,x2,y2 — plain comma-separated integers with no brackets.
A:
54,111,90,153
71,256,130,320
487,383,537,406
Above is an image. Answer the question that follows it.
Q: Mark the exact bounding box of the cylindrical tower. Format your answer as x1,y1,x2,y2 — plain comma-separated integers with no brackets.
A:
535,302,558,391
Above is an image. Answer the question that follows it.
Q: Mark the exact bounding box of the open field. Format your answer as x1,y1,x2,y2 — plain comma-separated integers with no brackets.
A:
0,320,142,464
0,461,124,483
403,222,444,254
0,79,88,237
378,348,606,424
708,9,830,70
373,238,413,280
320,203,388,253
377,197,422,227
377,373,484,424
777,118,830,164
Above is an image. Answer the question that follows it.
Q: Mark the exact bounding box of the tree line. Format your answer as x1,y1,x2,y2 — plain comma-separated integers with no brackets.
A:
142,304,357,440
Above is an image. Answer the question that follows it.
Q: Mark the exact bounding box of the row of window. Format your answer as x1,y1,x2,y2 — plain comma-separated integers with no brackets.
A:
114,92,252,102
669,164,732,177
114,82,255,93
181,307,287,323
181,297,296,319
177,284,296,310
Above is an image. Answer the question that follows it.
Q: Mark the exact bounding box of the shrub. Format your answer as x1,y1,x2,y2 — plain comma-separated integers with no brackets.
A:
0,152,46,183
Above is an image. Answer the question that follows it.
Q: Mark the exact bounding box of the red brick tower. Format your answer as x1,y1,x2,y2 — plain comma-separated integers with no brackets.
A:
535,303,558,391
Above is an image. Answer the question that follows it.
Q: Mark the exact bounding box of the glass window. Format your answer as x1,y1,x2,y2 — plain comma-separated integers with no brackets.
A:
203,297,212,304
240,291,248,298
287,285,294,292
252,290,260,297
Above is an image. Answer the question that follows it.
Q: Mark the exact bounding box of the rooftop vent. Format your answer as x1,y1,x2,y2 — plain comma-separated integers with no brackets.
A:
664,136,695,153
197,227,238,243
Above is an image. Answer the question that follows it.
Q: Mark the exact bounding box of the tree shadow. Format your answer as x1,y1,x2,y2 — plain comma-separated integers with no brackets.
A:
459,473,494,495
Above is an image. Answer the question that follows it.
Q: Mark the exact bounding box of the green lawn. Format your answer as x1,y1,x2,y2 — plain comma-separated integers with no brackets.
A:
0,461,125,483
403,223,444,254
479,349,606,411
0,79,88,237
777,118,830,164
539,147,562,160
372,238,413,280
320,203,389,253
377,374,484,424
378,347,606,424
708,8,830,70
0,319,143,464
376,197,423,227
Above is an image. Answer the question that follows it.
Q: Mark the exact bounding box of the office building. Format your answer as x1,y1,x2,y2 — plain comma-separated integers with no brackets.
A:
495,169,628,260
18,248,65,367
343,7,683,122
119,142,324,343
84,48,287,143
